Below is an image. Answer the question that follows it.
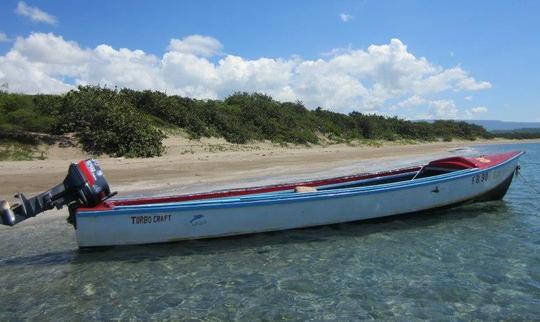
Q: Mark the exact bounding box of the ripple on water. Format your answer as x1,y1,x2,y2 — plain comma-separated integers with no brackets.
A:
0,143,539,320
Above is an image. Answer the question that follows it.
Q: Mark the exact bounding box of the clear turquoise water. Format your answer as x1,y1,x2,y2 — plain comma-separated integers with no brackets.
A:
1,143,539,321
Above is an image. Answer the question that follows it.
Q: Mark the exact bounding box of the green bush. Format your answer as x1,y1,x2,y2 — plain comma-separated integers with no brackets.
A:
57,86,166,157
0,143,36,161
0,93,55,132
0,86,496,158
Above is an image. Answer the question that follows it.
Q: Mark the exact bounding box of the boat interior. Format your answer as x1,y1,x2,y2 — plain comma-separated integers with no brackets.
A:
102,156,480,209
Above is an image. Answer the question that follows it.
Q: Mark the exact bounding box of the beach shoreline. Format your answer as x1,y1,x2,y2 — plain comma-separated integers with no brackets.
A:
1,137,538,202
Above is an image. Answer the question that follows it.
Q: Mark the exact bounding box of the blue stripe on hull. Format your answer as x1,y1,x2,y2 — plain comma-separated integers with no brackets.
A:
77,152,523,218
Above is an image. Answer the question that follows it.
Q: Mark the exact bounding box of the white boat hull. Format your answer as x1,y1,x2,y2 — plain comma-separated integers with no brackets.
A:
75,155,520,247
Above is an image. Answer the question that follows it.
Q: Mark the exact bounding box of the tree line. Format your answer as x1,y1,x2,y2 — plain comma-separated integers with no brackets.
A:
491,128,540,140
0,86,494,158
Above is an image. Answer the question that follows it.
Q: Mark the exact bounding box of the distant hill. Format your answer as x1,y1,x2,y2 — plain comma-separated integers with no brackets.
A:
420,120,540,139
491,128,540,134
490,127,540,139
464,120,540,132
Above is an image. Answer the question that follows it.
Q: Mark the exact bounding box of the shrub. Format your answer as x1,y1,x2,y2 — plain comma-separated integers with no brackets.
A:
0,87,496,157
59,86,166,158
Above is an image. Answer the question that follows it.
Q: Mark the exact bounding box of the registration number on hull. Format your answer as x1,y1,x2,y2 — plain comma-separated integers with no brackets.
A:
472,172,489,184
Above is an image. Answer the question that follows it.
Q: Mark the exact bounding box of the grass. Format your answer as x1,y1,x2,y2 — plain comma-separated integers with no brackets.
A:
0,142,47,161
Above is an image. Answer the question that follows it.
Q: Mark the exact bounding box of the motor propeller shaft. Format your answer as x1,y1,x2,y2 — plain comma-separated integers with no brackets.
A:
0,159,112,227
1,200,16,226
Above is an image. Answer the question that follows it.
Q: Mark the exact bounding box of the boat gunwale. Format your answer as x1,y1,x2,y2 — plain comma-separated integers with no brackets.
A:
110,170,422,208
107,166,423,206
77,151,524,217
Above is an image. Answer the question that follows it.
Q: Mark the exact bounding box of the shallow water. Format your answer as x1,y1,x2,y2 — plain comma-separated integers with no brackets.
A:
1,143,539,321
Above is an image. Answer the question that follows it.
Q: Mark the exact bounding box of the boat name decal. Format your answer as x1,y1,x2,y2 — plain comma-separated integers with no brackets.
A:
190,214,207,226
472,172,489,184
131,214,172,224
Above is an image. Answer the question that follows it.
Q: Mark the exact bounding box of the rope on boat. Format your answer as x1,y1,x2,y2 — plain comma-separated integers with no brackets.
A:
411,166,424,181
516,166,540,194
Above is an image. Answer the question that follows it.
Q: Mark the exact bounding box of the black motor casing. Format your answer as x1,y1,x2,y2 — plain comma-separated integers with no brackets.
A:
69,159,111,208
1,159,113,227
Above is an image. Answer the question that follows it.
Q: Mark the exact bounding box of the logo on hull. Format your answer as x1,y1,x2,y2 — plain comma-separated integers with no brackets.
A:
190,214,207,226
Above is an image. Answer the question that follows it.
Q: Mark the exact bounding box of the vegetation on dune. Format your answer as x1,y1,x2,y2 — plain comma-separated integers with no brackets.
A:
54,87,166,158
0,142,45,161
120,89,492,144
1,87,165,158
1,86,496,158
491,128,540,140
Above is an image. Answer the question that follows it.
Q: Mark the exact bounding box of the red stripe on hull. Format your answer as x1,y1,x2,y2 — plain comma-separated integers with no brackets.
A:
77,151,522,212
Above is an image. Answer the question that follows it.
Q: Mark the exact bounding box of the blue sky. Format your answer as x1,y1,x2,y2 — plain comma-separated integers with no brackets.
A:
1,0,539,121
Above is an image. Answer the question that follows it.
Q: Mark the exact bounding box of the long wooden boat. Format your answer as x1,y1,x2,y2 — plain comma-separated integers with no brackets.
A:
1,151,523,247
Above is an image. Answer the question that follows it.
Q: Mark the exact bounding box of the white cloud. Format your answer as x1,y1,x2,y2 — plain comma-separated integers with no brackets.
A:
470,106,488,113
462,106,489,119
457,77,491,91
14,33,91,65
0,32,9,42
464,96,472,101
399,96,460,119
88,45,163,91
215,55,295,101
398,95,488,120
321,44,353,57
0,51,73,94
396,95,426,108
15,1,57,25
429,99,459,119
412,66,491,94
340,13,353,22
168,35,222,57
0,33,492,116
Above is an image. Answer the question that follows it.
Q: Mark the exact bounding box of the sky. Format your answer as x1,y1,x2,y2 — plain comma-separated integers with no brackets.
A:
0,0,539,121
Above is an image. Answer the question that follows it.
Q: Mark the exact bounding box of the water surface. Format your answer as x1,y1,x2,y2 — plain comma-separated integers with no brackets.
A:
1,143,539,321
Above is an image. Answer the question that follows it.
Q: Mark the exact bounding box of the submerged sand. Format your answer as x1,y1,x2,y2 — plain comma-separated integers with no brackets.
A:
1,136,537,203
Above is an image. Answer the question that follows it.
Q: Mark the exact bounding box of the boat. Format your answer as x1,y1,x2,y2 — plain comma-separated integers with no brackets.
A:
1,151,524,247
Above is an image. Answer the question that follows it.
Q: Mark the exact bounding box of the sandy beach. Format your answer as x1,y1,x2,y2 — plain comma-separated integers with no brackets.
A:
1,136,538,202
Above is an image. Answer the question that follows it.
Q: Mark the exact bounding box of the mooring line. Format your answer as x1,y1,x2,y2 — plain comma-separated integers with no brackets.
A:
517,171,540,194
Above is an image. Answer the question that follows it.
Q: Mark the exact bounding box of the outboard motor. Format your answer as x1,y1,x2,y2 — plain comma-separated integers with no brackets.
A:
1,159,115,227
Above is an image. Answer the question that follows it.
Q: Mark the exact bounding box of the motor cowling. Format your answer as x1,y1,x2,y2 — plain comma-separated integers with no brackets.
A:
70,160,111,208
1,159,114,227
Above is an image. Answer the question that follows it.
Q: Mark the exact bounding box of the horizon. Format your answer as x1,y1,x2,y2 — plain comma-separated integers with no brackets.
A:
1,0,538,122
